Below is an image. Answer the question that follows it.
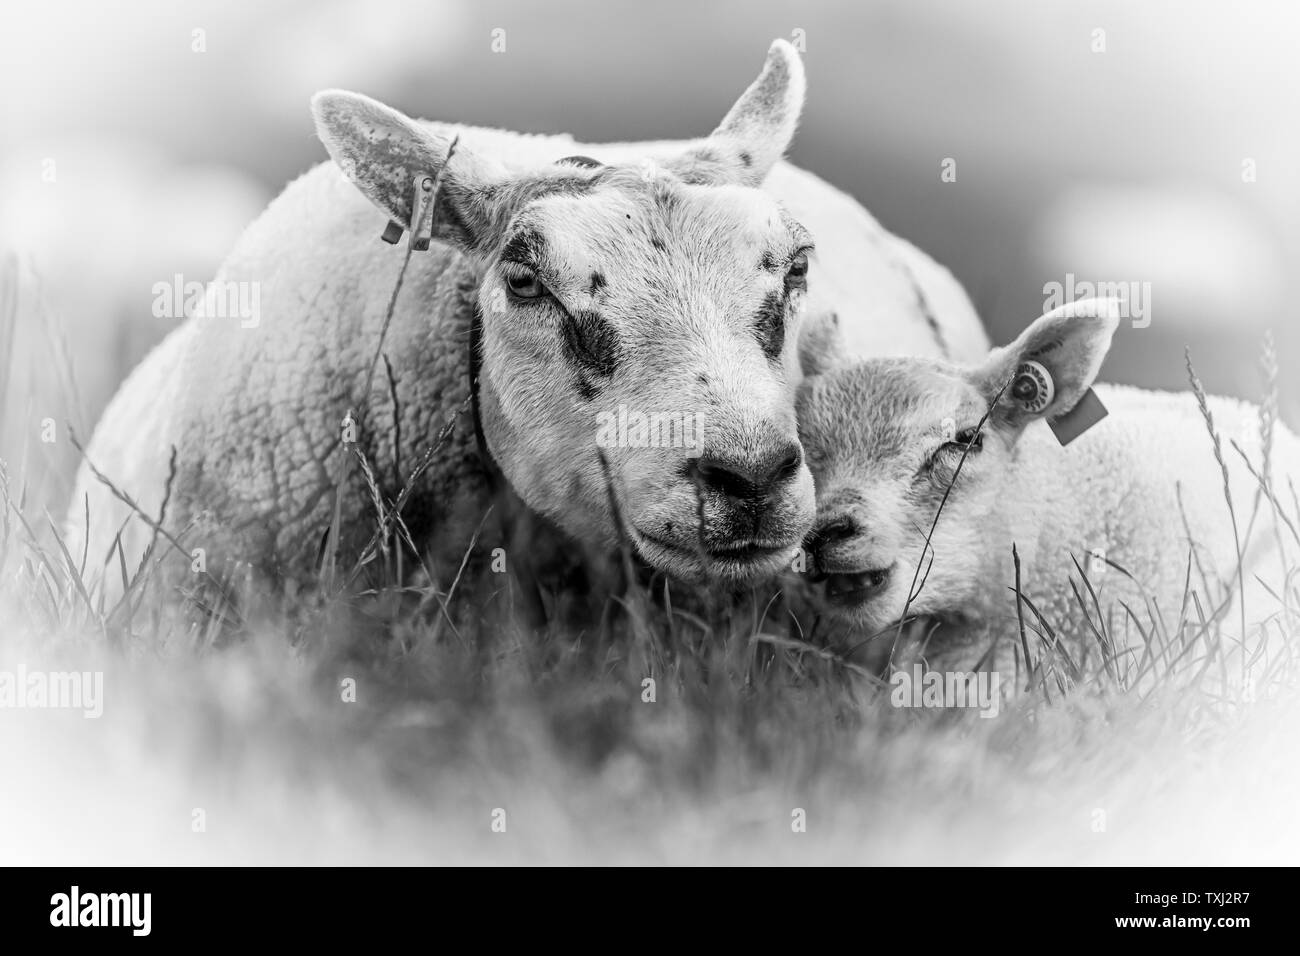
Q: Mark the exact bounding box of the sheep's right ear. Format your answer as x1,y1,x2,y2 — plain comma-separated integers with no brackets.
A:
311,90,510,253
670,40,806,187
970,298,1120,435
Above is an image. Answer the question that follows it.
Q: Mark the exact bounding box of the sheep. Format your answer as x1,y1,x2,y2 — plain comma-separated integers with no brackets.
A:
796,298,1298,687
65,40,988,607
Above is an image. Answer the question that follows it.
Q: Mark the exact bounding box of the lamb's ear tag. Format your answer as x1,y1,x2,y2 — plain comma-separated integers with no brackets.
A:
380,221,404,244
409,174,436,252
1048,388,1108,446
1011,360,1054,413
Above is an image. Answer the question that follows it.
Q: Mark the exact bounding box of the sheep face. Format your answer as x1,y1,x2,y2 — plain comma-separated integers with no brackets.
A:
797,360,1007,632
479,166,817,582
312,40,819,582
798,299,1121,632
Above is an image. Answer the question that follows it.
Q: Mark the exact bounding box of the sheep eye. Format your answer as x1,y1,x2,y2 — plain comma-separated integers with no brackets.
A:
919,426,984,478
785,250,810,291
787,250,809,279
504,267,548,300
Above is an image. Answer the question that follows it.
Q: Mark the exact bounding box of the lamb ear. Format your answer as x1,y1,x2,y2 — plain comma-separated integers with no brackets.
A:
311,90,510,252
971,298,1121,434
673,40,805,187
798,310,850,379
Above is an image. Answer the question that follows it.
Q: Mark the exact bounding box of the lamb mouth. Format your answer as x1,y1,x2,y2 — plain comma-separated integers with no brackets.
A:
820,567,892,606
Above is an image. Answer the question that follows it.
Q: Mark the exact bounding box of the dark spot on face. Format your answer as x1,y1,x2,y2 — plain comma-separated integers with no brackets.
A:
588,272,606,295
697,373,709,386
759,251,779,272
563,309,621,379
651,235,666,252
500,226,546,267
753,291,787,361
739,150,753,168
574,375,597,402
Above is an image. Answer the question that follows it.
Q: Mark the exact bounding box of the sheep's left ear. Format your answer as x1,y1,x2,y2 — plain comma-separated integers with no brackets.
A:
798,310,850,379
671,40,805,187
970,298,1121,435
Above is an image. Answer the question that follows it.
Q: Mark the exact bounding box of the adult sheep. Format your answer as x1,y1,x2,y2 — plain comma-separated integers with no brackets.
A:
67,40,987,605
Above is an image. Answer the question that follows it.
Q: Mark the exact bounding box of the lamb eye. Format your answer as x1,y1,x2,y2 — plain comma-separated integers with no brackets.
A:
919,426,984,478
504,267,548,300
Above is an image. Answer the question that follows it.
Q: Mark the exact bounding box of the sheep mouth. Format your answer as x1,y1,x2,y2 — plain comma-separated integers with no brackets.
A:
817,567,893,607
633,528,797,576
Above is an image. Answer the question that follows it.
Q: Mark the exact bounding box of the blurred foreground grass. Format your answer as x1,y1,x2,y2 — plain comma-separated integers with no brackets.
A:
1,269,1298,865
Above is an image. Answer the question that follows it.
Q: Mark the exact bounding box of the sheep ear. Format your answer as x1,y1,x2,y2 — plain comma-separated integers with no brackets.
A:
672,40,805,187
971,298,1121,434
798,310,850,378
311,90,510,252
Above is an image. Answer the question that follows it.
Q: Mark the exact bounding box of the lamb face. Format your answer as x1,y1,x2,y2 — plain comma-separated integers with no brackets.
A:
313,42,817,582
797,360,1009,632
798,299,1121,632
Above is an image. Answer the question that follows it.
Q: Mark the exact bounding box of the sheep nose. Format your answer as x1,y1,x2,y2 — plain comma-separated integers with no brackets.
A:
811,515,858,547
804,514,859,568
689,441,804,502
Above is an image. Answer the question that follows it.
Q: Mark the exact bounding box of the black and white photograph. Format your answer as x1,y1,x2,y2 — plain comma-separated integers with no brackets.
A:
0,0,1296,903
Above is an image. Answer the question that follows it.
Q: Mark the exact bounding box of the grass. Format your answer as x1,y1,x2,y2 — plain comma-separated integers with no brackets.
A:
1,272,1299,864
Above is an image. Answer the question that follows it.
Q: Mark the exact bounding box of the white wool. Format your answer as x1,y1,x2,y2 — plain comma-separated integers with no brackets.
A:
988,385,1298,665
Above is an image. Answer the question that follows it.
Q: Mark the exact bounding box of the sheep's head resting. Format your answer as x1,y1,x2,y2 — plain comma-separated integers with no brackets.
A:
797,298,1121,632
312,41,818,583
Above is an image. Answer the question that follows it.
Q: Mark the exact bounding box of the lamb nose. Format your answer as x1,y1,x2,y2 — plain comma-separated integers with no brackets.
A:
690,441,804,501
806,515,858,559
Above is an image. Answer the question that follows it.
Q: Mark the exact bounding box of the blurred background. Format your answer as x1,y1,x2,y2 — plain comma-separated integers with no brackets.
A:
2,0,1298,514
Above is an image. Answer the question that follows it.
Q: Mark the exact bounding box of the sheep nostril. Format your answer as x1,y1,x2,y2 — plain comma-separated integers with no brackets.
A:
813,516,857,547
689,441,804,502
770,444,803,484
805,515,859,569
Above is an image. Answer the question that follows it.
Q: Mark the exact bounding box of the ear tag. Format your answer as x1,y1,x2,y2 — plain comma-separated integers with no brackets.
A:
409,174,436,251
1048,388,1108,445
1011,360,1054,413
377,136,460,250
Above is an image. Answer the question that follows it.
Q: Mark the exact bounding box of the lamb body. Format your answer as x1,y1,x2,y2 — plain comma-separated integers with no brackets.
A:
799,300,1298,681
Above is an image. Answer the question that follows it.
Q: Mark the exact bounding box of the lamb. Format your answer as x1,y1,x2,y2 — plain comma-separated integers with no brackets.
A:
66,40,988,607
796,298,1299,685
